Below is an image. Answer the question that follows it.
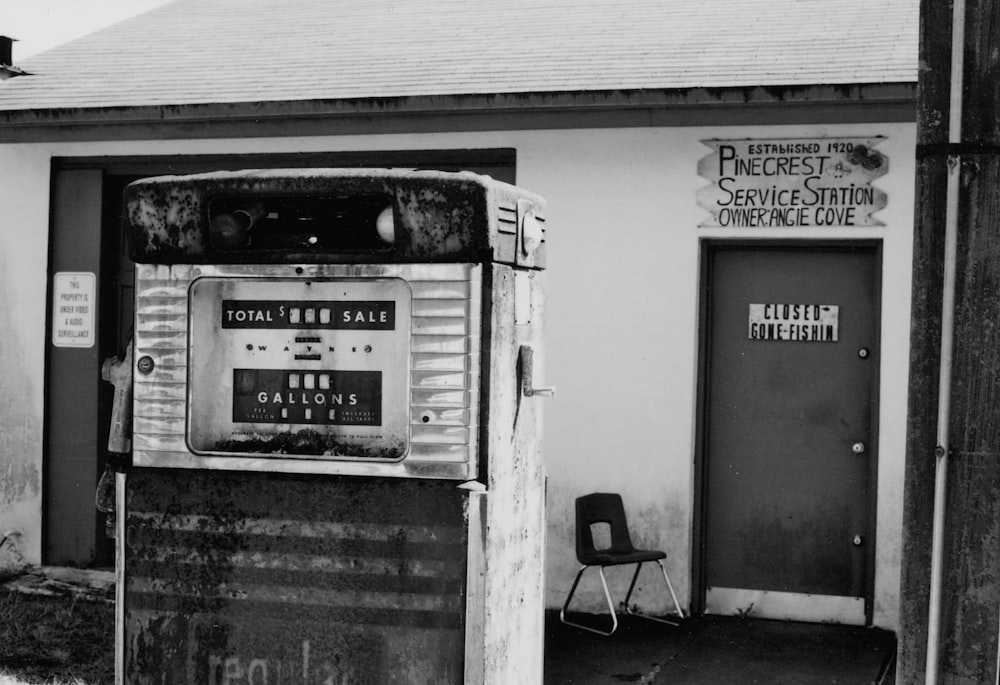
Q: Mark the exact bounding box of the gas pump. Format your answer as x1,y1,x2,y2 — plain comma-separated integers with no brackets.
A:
111,169,550,684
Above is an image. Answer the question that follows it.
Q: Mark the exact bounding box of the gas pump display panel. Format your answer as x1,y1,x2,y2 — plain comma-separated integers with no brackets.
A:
188,277,411,460
133,262,482,479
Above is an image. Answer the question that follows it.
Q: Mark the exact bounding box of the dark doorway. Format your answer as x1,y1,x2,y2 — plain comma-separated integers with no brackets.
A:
43,149,515,566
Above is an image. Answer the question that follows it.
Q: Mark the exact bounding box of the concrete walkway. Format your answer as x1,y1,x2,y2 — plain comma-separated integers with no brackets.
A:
1,566,114,604
545,612,896,684
3,568,897,683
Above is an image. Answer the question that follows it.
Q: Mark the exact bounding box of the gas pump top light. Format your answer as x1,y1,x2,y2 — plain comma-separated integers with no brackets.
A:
520,211,543,257
209,210,253,250
376,205,396,245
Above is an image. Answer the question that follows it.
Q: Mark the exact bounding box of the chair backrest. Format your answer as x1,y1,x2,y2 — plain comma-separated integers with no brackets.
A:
575,492,636,564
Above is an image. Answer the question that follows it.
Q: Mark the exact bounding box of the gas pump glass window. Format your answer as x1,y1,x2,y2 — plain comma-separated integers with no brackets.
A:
208,195,396,252
187,277,412,460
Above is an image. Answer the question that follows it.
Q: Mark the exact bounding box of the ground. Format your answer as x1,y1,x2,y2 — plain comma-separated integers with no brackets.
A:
0,568,114,685
0,567,897,684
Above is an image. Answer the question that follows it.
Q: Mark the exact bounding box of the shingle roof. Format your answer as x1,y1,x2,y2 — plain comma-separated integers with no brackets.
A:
0,0,918,113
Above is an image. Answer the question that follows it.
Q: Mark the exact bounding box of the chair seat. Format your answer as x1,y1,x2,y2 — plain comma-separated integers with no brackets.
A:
583,548,667,566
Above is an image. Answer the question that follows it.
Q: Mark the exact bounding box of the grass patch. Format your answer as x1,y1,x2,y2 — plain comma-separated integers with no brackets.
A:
0,590,113,685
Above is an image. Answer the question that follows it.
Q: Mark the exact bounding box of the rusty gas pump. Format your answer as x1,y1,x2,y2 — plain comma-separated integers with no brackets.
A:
107,169,550,684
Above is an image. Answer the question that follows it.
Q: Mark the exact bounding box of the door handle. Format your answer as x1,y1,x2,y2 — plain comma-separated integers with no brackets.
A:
852,442,866,455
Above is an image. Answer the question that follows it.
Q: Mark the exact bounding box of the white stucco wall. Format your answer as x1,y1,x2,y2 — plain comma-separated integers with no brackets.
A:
522,123,915,632
0,144,55,569
0,120,914,629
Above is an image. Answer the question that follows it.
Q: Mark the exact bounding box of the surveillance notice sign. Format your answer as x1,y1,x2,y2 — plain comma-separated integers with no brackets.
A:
697,137,889,228
52,272,96,348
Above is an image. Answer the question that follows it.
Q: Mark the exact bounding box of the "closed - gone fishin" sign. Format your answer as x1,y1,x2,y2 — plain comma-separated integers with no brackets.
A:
748,303,839,342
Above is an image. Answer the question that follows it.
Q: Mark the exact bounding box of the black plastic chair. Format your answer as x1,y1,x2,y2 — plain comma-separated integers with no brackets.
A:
560,492,684,635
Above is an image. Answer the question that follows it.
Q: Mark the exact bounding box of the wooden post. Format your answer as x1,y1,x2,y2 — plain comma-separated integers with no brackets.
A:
899,0,1000,681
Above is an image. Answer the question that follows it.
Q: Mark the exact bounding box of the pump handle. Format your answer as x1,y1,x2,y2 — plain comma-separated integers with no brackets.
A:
520,345,556,398
101,344,133,454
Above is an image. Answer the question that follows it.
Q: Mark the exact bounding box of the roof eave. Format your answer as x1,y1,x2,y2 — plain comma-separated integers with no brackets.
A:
0,83,918,142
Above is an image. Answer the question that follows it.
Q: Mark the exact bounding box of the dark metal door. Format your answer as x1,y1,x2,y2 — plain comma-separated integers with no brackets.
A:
45,170,107,565
701,245,878,624
45,171,134,566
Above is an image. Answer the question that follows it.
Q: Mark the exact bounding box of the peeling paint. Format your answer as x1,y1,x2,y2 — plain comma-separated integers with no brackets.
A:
474,265,547,683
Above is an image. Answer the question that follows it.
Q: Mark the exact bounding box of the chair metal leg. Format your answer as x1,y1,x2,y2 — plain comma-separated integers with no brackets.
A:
623,560,685,625
658,559,685,619
560,565,620,636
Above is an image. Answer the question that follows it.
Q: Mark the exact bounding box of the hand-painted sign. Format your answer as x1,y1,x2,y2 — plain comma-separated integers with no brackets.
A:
748,303,839,342
52,272,96,348
698,138,888,227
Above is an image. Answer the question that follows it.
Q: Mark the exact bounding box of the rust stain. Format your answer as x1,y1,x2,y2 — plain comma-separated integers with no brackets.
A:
210,429,406,459
124,472,467,682
125,185,204,258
